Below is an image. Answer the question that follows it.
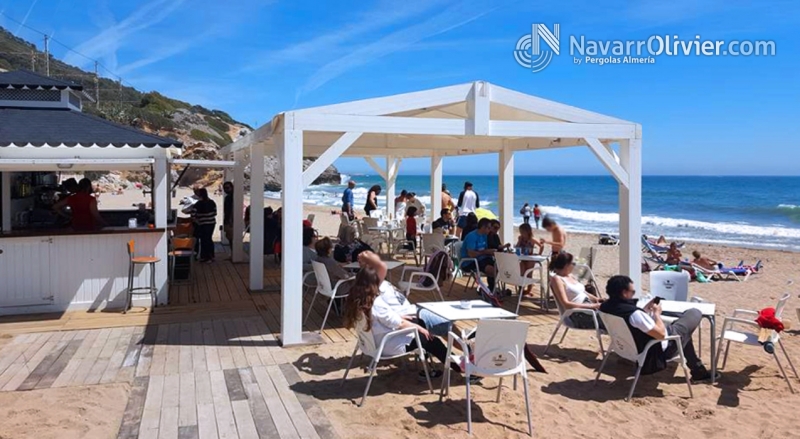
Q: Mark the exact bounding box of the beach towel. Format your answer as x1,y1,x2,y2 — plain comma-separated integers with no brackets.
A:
756,307,784,333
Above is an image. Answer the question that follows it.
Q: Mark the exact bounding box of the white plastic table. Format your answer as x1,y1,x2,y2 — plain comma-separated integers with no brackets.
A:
416,300,518,323
637,297,717,384
515,253,550,310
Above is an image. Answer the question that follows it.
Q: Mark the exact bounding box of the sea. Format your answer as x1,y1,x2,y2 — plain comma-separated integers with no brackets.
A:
266,175,800,252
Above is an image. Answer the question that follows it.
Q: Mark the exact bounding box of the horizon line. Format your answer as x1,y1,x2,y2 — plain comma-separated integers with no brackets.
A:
339,173,800,178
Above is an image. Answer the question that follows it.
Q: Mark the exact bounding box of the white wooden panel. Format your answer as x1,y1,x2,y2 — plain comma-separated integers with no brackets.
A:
0,232,162,315
0,237,53,307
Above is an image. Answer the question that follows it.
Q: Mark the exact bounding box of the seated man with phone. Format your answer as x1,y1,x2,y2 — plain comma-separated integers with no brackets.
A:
600,275,716,382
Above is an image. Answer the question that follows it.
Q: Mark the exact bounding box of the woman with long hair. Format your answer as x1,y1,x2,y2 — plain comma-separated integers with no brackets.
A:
343,251,457,377
364,185,381,217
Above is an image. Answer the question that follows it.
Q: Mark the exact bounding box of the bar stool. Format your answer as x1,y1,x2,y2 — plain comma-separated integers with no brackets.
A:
125,240,160,313
169,237,196,302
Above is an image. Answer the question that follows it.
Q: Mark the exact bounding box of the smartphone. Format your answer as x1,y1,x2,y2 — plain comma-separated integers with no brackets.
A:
653,296,663,305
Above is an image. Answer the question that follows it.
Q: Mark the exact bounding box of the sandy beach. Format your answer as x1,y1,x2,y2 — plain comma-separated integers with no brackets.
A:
78,187,800,438
2,186,795,438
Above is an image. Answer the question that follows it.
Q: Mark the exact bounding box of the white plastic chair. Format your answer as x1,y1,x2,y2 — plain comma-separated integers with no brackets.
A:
543,274,606,358
397,253,447,302
305,261,354,333
306,213,315,225
302,271,316,296
440,319,532,436
714,292,798,393
447,240,480,295
573,263,599,295
420,232,446,263
650,270,708,354
341,318,434,407
494,252,541,314
595,312,693,401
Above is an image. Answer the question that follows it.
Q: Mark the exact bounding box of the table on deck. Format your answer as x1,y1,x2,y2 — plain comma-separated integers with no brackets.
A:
416,300,518,323
515,252,550,311
637,297,717,384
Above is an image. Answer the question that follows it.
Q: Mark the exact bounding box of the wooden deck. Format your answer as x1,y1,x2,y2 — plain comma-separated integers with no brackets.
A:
0,251,559,438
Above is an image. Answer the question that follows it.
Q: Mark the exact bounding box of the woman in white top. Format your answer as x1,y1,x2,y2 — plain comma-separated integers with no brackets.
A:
549,251,605,330
342,251,457,376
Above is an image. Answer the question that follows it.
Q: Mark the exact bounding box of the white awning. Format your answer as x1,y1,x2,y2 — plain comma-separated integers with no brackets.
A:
170,159,237,168
0,158,154,171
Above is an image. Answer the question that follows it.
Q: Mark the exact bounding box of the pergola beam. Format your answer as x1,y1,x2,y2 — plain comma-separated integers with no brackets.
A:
585,137,629,188
302,132,361,188
364,157,388,180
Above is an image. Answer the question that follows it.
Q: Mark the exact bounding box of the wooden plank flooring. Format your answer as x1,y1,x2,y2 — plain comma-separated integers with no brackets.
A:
0,250,558,439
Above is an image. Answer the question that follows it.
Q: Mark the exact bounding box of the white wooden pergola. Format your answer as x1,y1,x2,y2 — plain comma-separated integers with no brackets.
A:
222,81,642,346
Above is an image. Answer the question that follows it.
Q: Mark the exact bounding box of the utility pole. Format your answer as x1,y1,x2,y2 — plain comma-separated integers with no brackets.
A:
43,35,50,76
94,61,100,106
30,50,36,71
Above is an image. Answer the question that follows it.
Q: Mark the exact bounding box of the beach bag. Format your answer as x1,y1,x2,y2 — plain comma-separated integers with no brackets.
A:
421,250,453,287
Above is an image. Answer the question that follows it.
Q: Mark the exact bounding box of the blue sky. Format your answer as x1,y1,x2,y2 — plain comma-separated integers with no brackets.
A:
1,0,798,176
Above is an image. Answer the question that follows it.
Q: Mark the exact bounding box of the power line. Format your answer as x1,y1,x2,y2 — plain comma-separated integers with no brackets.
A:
0,11,132,90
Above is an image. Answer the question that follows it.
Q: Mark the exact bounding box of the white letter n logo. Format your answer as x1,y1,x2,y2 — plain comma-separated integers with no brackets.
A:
532,23,560,56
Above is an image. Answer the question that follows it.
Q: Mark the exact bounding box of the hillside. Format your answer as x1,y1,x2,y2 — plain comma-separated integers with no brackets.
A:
0,26,340,189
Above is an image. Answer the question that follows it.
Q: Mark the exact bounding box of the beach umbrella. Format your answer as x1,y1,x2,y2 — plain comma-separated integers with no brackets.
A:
474,208,497,221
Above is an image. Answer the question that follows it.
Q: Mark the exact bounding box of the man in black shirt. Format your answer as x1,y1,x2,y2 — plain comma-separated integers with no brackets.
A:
431,208,454,233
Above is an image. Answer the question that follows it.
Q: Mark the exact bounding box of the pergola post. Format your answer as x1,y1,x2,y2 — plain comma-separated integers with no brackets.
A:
281,121,304,346
249,144,265,290
153,155,169,305
498,144,515,244
1,172,10,231
232,149,246,263
618,136,642,290
386,155,396,218
430,154,442,224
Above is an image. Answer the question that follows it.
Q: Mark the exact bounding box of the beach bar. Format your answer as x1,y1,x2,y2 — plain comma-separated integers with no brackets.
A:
0,70,182,315
223,80,643,346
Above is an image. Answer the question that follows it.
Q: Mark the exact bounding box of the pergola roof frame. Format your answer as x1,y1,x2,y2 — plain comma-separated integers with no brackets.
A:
225,80,642,347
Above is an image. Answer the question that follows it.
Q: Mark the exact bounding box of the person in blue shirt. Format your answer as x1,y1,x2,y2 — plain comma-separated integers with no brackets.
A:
460,218,497,293
342,180,356,220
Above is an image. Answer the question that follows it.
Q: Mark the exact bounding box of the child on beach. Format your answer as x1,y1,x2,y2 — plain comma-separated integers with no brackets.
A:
540,216,567,255
520,203,532,225
516,223,543,296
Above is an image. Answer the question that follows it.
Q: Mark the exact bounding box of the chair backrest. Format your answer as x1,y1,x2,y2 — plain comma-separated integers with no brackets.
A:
173,237,194,250
307,214,315,225
355,317,380,358
127,240,135,257
421,233,445,255
472,319,529,375
548,273,568,317
451,241,464,262
573,264,596,286
599,312,641,363
362,217,379,229
494,252,525,287
174,222,194,237
650,270,690,302
311,261,334,297
578,246,593,268
775,293,791,319
340,213,350,226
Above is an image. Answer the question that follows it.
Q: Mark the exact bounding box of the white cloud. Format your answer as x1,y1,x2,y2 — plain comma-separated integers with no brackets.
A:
63,0,187,70
295,0,498,99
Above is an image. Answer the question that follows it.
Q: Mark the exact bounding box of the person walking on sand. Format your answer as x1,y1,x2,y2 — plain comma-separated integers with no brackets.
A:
520,202,532,225
342,180,356,221
533,204,542,229
456,181,480,237
441,184,456,215
364,185,381,217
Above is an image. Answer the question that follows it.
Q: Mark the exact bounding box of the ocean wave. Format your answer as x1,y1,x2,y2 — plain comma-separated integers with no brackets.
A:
541,205,800,239
778,204,799,209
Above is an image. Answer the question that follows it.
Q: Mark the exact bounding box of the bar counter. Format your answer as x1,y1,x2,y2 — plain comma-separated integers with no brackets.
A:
0,225,167,238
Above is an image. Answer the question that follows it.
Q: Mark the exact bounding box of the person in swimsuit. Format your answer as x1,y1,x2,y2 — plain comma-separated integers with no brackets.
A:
549,252,605,329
